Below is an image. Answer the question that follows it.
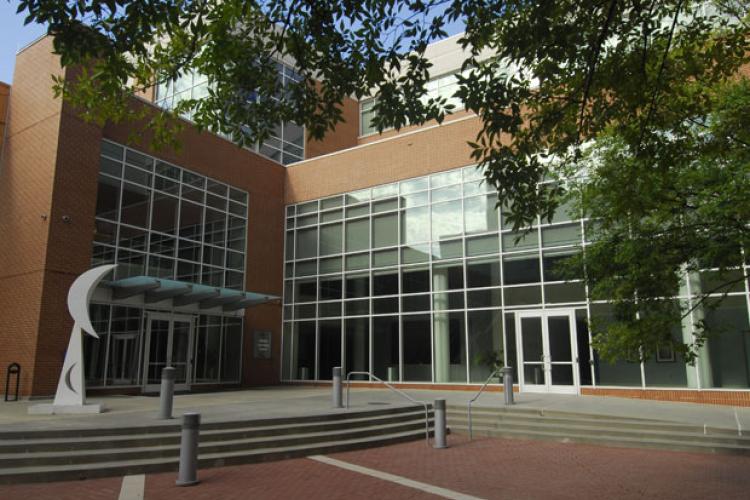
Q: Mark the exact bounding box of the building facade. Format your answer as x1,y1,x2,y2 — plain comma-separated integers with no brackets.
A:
0,35,749,405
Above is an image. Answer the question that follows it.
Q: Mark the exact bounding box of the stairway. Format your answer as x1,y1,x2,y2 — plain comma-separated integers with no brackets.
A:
0,404,433,484
447,405,750,455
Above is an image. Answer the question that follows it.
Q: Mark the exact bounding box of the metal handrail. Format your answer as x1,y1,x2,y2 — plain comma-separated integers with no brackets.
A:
345,371,431,444
468,369,502,440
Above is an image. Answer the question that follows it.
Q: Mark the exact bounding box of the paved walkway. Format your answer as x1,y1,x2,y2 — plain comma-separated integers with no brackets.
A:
2,386,750,432
1,436,749,499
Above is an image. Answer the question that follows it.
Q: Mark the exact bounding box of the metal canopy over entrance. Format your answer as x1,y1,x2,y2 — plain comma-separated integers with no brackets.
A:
96,276,278,316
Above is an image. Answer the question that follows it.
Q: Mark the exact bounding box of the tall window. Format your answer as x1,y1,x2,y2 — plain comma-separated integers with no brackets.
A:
93,139,249,288
154,62,305,165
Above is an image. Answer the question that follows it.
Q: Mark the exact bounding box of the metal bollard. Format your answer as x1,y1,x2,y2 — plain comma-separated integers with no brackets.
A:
502,366,514,405
332,366,343,408
175,412,201,487
433,399,448,449
159,366,176,419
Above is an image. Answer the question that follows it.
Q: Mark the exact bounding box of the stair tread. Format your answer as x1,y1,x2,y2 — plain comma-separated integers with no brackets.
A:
0,418,431,460
0,404,425,439
0,408,431,447
0,428,427,476
449,417,743,437
452,425,750,449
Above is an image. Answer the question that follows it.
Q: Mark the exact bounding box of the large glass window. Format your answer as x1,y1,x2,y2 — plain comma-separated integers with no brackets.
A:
95,140,248,288
155,64,305,165
281,165,750,392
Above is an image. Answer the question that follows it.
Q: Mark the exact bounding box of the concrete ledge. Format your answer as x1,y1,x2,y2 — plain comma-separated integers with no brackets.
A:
28,404,104,415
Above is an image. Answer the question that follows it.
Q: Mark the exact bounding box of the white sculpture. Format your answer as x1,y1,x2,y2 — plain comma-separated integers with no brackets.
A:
29,264,116,415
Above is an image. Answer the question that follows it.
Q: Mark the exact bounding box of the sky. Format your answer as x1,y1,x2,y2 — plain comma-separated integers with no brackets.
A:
0,1,47,83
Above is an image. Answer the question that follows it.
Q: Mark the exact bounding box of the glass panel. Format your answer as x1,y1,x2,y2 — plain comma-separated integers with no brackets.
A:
548,316,572,362
345,274,369,298
591,304,643,386
468,309,503,383
464,195,498,234
346,253,369,271
220,319,242,382
293,322,316,380
503,253,541,285
373,270,399,296
550,365,574,385
401,207,430,243
374,297,399,314
295,278,317,302
147,318,170,384
179,201,203,241
373,213,398,248
120,182,150,229
432,200,462,241
706,296,750,388
195,316,221,382
504,285,542,306
402,294,431,312
319,256,342,274
432,239,463,260
402,267,430,294
542,224,582,248
373,249,398,267
373,316,400,381
521,316,543,362
83,304,110,386
296,227,318,259
319,320,341,380
282,323,292,379
402,244,430,264
502,230,539,252
466,259,500,288
345,318,369,380
151,194,178,234
319,275,342,300
433,311,467,383
466,234,498,256
320,223,342,255
402,314,432,381
346,219,370,252
171,320,191,383
96,175,120,221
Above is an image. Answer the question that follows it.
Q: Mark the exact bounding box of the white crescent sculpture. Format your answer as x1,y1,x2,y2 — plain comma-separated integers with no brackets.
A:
29,264,116,415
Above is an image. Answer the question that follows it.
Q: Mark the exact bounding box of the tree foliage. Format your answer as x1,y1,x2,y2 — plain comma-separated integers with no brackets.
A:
16,0,750,362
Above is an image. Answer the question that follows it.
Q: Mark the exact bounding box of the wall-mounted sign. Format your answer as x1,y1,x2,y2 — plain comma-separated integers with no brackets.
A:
254,330,272,359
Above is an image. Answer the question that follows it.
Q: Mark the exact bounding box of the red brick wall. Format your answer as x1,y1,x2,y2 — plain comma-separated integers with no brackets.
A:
0,37,64,396
285,115,483,204
0,37,287,396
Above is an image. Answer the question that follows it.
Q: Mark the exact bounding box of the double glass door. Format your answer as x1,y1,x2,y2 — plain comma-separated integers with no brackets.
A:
516,310,579,394
144,313,194,391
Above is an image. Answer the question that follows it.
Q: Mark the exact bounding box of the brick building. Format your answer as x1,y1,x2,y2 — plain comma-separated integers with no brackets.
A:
1,34,749,405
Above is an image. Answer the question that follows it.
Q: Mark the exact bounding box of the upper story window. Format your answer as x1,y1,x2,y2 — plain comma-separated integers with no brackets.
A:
154,62,305,166
360,70,466,137
93,140,249,289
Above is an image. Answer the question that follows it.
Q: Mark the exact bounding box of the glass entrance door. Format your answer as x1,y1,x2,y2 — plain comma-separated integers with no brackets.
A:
516,310,579,394
144,313,194,391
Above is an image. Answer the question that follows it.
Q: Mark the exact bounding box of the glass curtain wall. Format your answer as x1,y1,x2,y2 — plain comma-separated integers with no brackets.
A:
154,63,305,165
85,140,250,388
281,165,750,390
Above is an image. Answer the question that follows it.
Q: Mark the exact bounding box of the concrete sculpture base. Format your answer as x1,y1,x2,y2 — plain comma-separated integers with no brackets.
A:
28,403,104,415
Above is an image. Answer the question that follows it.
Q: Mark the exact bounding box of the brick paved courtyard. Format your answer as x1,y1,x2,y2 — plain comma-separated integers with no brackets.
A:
2,436,749,499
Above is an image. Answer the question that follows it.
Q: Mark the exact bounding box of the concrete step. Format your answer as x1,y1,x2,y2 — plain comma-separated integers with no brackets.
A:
448,417,750,447
0,427,432,484
448,411,744,439
0,418,431,467
447,404,669,424
0,403,423,440
450,424,750,455
0,408,432,453
0,404,435,484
